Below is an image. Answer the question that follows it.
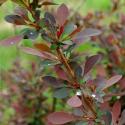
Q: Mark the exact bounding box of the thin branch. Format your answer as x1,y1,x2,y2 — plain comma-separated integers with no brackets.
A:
104,91,125,98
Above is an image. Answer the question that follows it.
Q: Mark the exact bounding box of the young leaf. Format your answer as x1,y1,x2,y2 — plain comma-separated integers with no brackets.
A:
0,35,23,46
20,47,58,60
112,101,121,124
102,75,122,90
67,95,82,108
57,26,64,38
83,54,102,76
34,43,51,53
56,4,69,26
47,112,74,124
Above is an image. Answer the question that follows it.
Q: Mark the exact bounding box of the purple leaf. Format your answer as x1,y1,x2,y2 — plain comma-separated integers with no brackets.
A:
104,111,112,125
20,47,58,61
56,4,69,26
5,15,26,25
73,108,84,117
14,7,28,20
47,112,75,124
73,28,101,43
112,101,121,124
42,76,64,88
119,77,125,89
46,121,54,125
119,110,125,125
83,54,102,76
54,65,68,80
80,28,101,37
69,61,83,77
67,95,82,108
102,75,122,90
0,35,23,46
44,12,56,24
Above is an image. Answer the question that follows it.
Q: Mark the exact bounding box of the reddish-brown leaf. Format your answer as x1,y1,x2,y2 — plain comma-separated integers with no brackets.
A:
0,35,23,46
112,101,121,124
42,76,64,88
119,78,125,89
57,26,64,38
69,27,83,38
20,47,58,61
34,43,51,52
83,54,102,76
47,112,74,124
102,75,122,90
118,110,125,125
54,65,68,81
46,121,54,125
5,15,26,25
41,1,58,6
56,4,69,26
67,95,82,108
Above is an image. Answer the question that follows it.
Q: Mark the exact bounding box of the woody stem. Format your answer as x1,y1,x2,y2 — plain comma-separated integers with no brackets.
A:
56,47,96,118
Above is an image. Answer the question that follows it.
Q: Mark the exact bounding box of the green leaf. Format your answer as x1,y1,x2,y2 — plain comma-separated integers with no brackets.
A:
53,87,69,99
22,28,39,39
39,18,48,27
11,0,26,7
75,121,88,125
40,60,59,66
50,44,58,50
61,23,76,38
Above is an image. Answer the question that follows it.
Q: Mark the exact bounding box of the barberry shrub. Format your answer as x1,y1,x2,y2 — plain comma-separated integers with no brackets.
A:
0,0,124,125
